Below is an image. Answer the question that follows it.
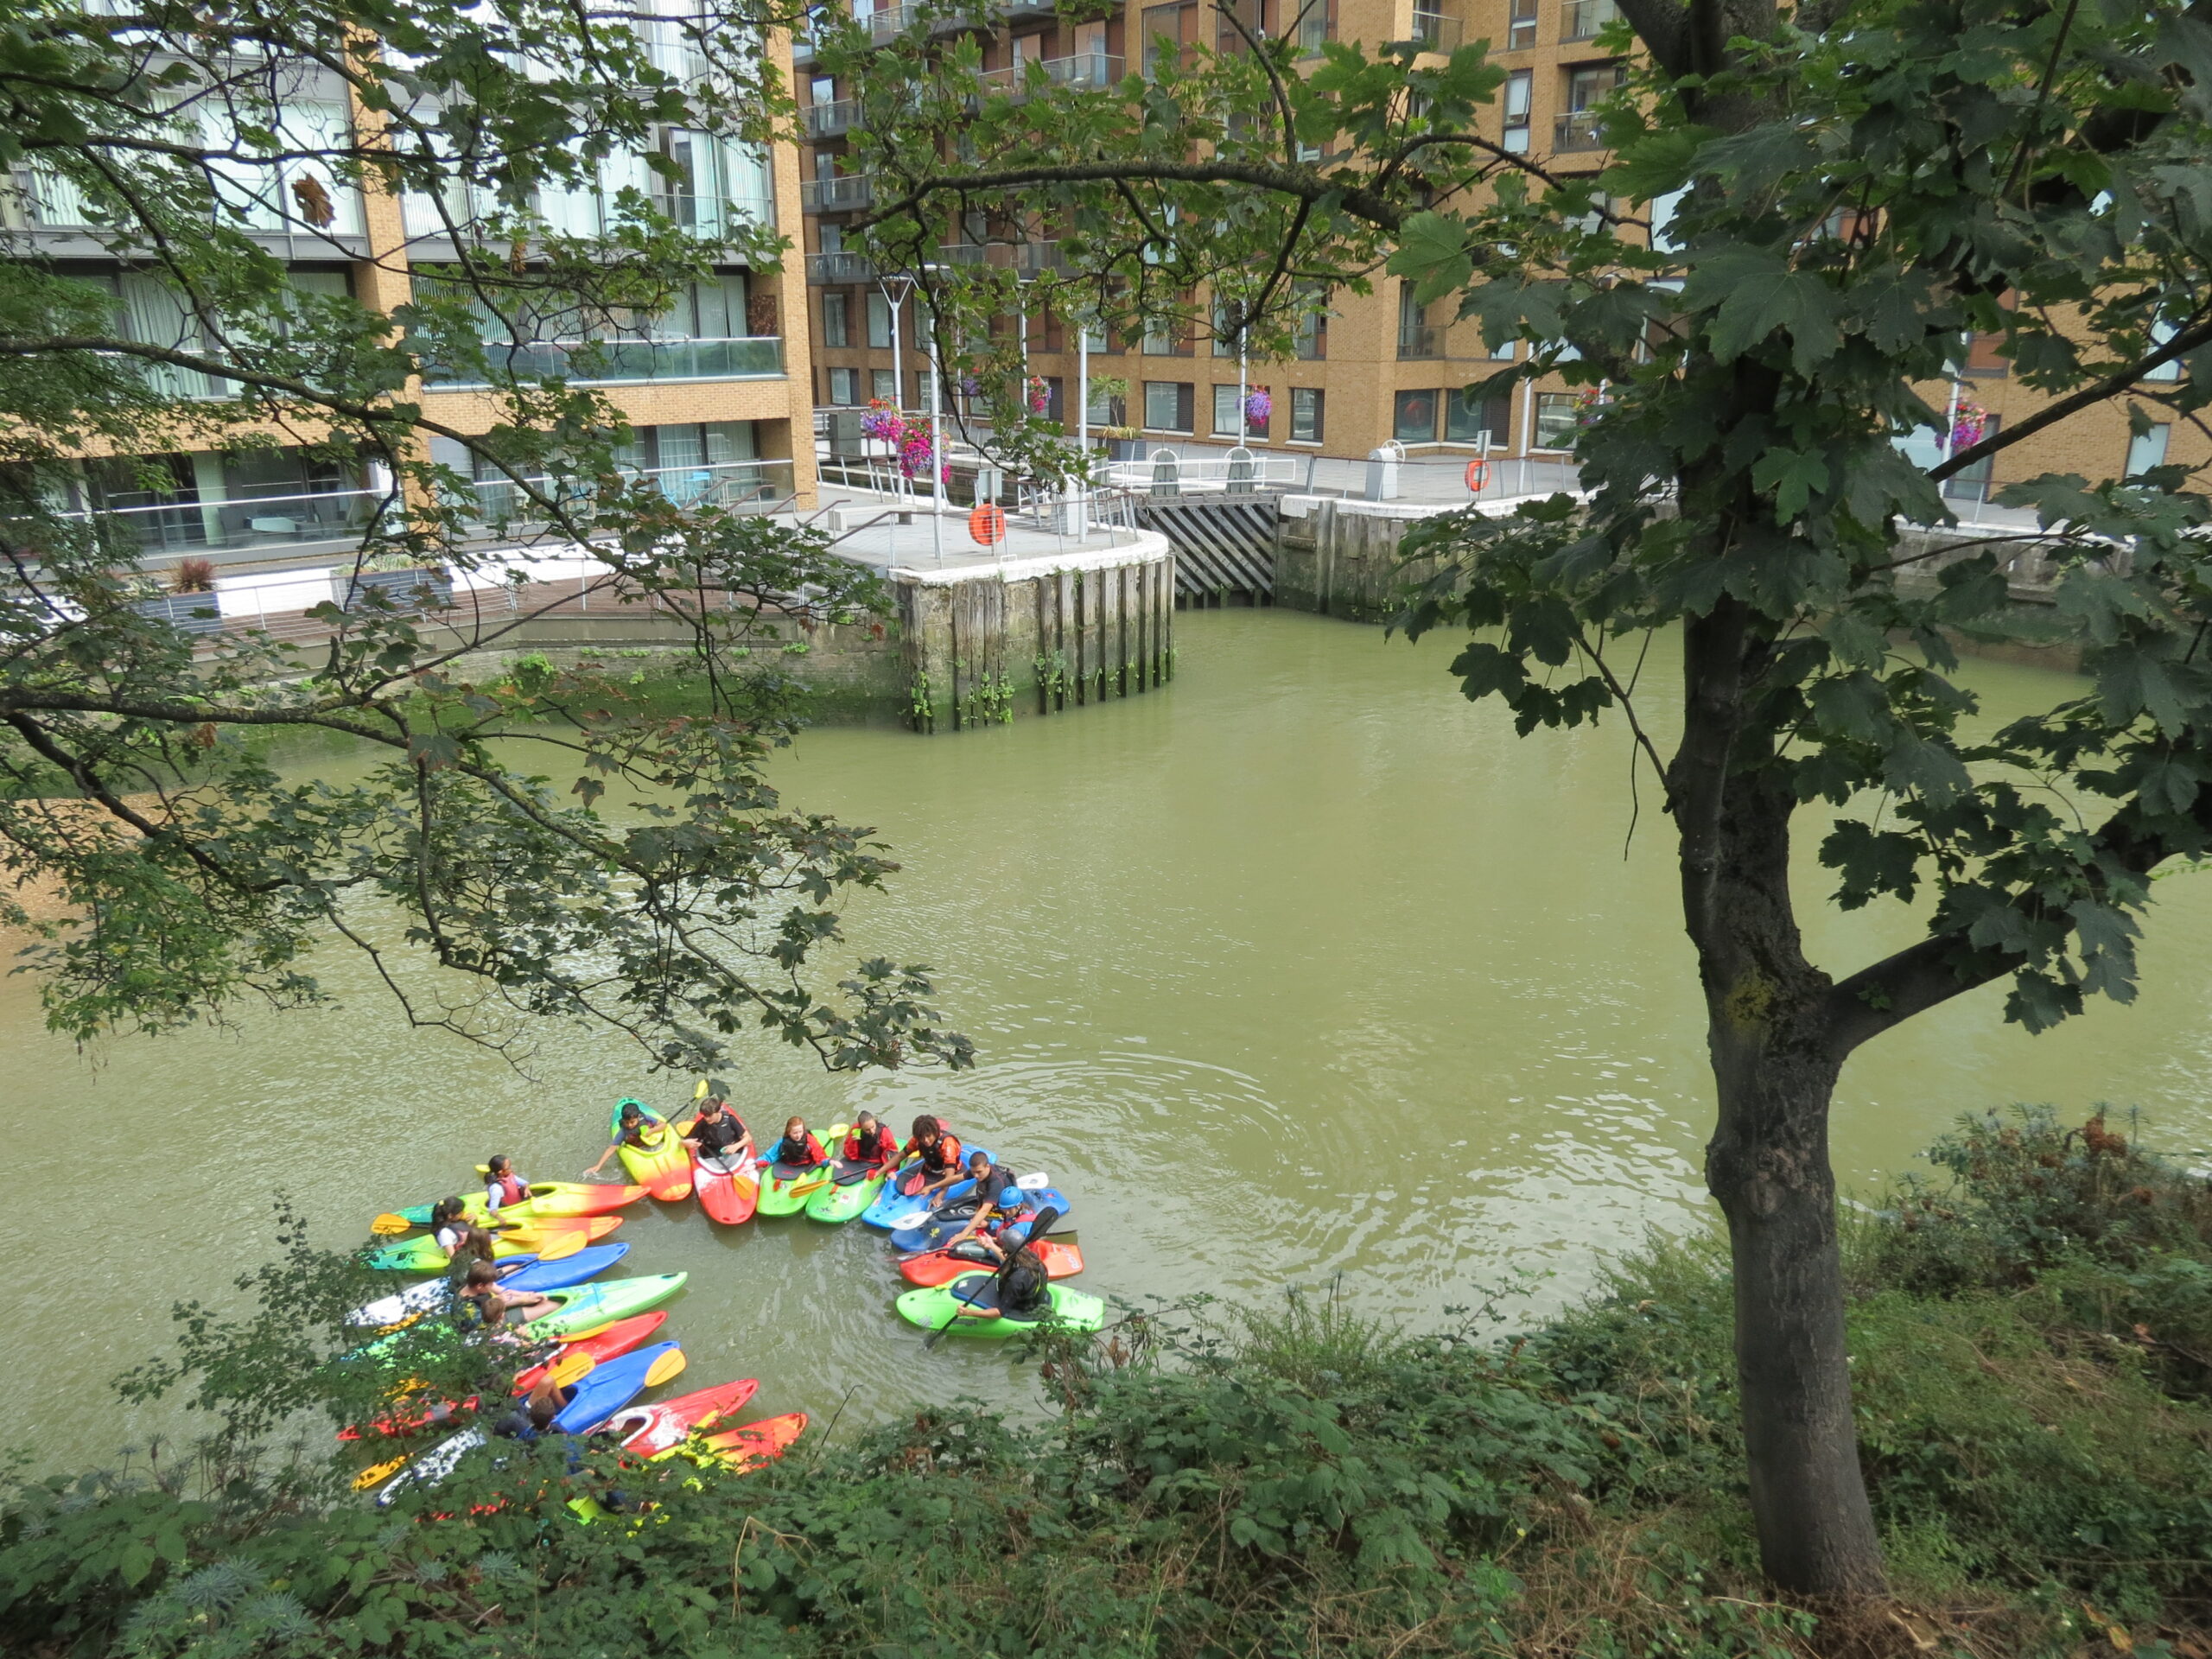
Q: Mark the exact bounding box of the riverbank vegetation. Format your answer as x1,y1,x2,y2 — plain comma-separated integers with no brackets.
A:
6,1108,2207,1659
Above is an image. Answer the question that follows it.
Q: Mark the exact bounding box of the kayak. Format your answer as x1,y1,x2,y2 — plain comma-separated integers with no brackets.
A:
346,1244,629,1325
386,1180,648,1229
861,1145,995,1230
804,1157,893,1224
697,1411,807,1471
755,1123,849,1217
603,1377,760,1455
899,1238,1084,1287
690,1144,759,1225
374,1427,486,1508
365,1214,621,1272
509,1312,667,1395
888,1186,1069,1255
526,1273,689,1340
550,1341,683,1433
611,1098,692,1201
894,1274,1107,1338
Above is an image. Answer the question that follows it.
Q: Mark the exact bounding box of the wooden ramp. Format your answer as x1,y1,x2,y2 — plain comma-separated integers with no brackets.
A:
1135,498,1281,602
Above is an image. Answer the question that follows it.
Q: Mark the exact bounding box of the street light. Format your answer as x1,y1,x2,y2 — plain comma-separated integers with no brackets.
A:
875,270,917,503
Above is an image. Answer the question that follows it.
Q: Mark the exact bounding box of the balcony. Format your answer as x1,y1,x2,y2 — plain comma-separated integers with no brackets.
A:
4,162,365,239
463,458,798,524
808,249,878,283
54,486,387,562
933,239,1071,275
1553,111,1605,151
656,192,776,235
1561,0,1617,38
423,336,785,390
976,49,1124,98
802,173,876,212
1410,8,1460,51
802,98,862,139
1397,324,1441,359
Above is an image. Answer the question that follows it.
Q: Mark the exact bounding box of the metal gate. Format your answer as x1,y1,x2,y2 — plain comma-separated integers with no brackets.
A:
1136,498,1281,601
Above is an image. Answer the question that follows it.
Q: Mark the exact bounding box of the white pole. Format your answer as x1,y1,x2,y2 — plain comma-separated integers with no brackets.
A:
926,280,944,567
1076,309,1090,539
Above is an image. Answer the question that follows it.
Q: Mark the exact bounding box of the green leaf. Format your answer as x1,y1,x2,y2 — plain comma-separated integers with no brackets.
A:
1751,446,1830,521
1386,211,1472,307
1681,245,1840,370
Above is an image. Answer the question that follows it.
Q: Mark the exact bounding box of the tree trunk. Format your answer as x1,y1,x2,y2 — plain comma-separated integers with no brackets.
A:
1675,601,1887,1599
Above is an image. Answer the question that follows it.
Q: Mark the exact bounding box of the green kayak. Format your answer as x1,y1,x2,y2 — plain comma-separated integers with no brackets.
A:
894,1274,1105,1338
523,1274,689,1339
804,1159,892,1224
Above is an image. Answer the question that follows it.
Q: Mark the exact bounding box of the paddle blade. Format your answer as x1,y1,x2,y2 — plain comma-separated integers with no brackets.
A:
549,1350,599,1387
695,1077,709,1098
370,1214,413,1236
643,1349,688,1388
353,1455,407,1491
535,1231,586,1262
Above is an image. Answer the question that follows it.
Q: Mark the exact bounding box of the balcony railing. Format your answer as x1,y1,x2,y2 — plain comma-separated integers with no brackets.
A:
4,163,365,238
1397,324,1441,359
1410,8,1460,50
808,250,878,283
463,458,798,524
929,239,1071,275
423,336,785,390
802,174,876,212
803,98,862,139
656,192,776,235
976,48,1124,98
1561,0,1616,38
1553,111,1605,151
53,486,386,559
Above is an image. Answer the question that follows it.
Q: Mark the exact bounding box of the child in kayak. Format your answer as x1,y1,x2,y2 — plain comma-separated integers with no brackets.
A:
842,1112,897,1169
956,1237,1052,1323
584,1101,665,1179
934,1157,1027,1256
491,1372,574,1441
680,1093,753,1171
765,1116,826,1170
429,1198,497,1263
459,1259,557,1327
484,1156,531,1215
896,1115,965,1198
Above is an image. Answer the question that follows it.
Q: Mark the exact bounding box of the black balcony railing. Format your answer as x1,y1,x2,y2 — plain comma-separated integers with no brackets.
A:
1553,111,1605,151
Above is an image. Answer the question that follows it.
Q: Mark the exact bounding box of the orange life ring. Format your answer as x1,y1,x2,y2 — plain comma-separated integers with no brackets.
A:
1464,458,1491,493
968,503,1007,546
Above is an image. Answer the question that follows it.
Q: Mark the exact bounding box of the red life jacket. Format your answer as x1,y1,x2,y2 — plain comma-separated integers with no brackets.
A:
491,1172,530,1207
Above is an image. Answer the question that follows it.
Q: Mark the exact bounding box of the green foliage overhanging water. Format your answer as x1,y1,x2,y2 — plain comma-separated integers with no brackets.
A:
6,1110,2208,1659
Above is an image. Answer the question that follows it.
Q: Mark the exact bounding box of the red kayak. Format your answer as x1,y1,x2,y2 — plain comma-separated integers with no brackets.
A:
606,1376,760,1456
700,1412,807,1471
690,1145,759,1225
508,1313,669,1395
898,1238,1085,1287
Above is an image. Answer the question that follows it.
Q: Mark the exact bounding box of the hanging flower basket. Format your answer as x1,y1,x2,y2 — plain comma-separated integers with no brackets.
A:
1027,375,1052,413
1950,398,1988,451
1243,387,1272,426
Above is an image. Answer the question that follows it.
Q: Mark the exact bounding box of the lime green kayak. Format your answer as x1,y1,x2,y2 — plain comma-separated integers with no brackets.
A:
893,1274,1105,1338
524,1274,689,1339
756,1122,847,1217
804,1158,892,1224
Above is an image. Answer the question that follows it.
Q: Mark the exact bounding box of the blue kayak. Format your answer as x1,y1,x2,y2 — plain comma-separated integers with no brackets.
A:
889,1189,1070,1255
862,1147,994,1230
345,1245,630,1326
551,1341,682,1433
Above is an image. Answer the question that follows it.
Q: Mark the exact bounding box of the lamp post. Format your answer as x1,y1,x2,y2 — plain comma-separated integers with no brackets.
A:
1076,304,1090,539
876,270,917,502
918,264,947,567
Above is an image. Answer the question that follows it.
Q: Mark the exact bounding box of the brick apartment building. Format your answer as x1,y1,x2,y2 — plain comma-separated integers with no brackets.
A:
796,0,2198,501
6,27,817,576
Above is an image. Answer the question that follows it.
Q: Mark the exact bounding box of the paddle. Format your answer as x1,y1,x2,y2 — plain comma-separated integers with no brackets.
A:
371,1212,415,1236
640,1348,688,1389
922,1205,1060,1351
533,1230,588,1262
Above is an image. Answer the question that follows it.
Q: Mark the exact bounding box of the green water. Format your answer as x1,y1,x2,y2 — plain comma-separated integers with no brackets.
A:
7,609,2212,1472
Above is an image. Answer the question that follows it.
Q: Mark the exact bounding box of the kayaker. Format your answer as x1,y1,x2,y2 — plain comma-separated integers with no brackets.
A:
430,1198,498,1263
459,1259,557,1327
584,1101,664,1179
680,1094,753,1170
957,1238,1052,1323
897,1115,965,1198
935,1157,1026,1255
484,1156,531,1216
765,1116,827,1170
842,1112,897,1169
491,1372,574,1441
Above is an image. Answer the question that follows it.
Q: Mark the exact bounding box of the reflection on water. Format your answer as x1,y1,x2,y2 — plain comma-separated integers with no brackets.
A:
6,610,2212,1471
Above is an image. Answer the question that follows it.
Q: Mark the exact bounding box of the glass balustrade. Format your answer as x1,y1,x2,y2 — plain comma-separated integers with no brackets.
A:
423,336,785,389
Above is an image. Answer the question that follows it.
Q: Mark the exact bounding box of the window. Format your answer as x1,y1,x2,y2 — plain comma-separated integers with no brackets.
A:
1961,331,2009,378
1293,283,1328,359
867,292,892,349
1211,384,1266,438
1447,388,1511,446
1508,0,1537,48
2147,320,2184,383
2126,422,2172,479
1143,379,1194,431
1142,314,1184,355
1567,64,1620,111
821,292,849,348
1290,386,1324,443
1942,413,2000,499
1398,284,1439,359
1503,70,1532,153
1294,0,1332,54
1534,391,1583,449
817,223,842,255
1212,295,1243,357
871,367,896,403
1561,0,1615,41
1142,3,1191,74
828,366,859,404
1394,389,1440,442
1086,380,1123,426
